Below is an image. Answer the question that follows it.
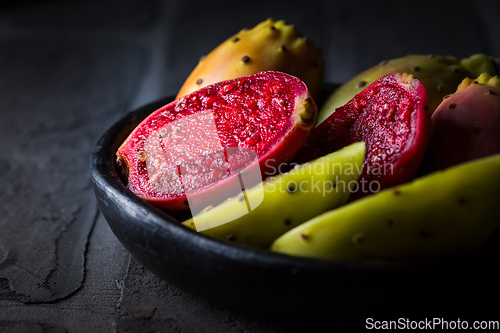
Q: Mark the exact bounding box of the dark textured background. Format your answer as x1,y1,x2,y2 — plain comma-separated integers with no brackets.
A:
0,0,499,332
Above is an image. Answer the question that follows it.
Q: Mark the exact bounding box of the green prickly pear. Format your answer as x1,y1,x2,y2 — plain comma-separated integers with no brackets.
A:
176,18,324,103
183,142,365,248
271,153,500,260
317,54,498,125
420,73,500,173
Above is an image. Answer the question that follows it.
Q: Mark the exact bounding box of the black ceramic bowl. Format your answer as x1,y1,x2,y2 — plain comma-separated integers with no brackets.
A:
90,95,499,329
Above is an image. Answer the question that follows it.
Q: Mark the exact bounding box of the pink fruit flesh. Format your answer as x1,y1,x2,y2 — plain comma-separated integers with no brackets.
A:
295,73,430,198
117,71,316,210
420,82,500,173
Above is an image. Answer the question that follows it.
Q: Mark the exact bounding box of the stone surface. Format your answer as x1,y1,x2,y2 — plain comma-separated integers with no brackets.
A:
0,0,498,332
321,1,492,84
0,40,144,304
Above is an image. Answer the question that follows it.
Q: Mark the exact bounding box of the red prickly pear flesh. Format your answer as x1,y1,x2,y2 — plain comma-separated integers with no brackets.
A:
117,71,316,211
295,73,430,198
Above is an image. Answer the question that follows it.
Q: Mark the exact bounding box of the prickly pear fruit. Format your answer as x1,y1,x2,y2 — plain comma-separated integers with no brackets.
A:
183,142,365,248
460,54,499,78
271,153,500,260
117,71,317,211
420,73,500,173
176,18,324,103
317,54,497,125
295,73,430,198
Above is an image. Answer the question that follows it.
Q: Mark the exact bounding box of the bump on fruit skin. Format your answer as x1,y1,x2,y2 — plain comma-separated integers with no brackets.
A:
176,18,324,103
419,73,500,173
271,153,500,260
317,54,498,126
183,142,365,249
455,72,500,92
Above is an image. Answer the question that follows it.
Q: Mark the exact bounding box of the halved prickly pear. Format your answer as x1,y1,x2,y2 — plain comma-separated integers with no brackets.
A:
294,73,430,198
271,153,500,260
317,54,497,125
183,142,365,248
117,71,317,211
420,73,500,173
176,18,324,103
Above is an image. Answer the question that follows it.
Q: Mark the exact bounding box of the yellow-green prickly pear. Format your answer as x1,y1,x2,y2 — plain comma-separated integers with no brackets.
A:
271,153,500,260
176,18,324,103
317,54,498,126
183,142,365,249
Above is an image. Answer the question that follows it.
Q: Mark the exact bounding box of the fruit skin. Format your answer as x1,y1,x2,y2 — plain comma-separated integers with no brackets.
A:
420,73,500,173
271,153,500,260
183,142,365,249
176,18,324,103
317,53,497,126
117,71,317,211
295,73,430,198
